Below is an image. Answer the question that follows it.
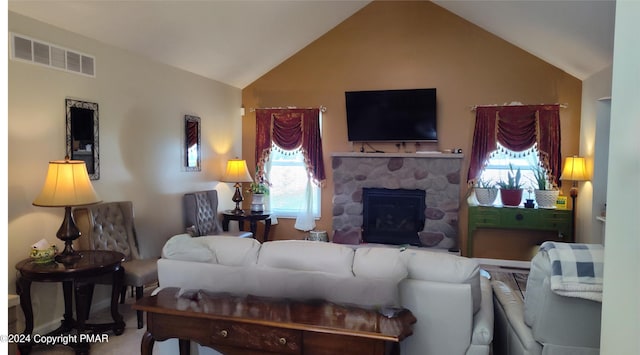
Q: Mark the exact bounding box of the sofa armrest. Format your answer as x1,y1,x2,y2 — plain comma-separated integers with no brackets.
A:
471,277,494,346
492,280,541,355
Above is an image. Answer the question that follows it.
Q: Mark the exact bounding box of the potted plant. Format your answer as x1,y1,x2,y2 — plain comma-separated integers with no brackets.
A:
247,177,270,212
473,178,498,206
532,166,559,208
496,164,524,206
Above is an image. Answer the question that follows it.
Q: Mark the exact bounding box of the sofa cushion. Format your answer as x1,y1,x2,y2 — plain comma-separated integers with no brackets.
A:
353,247,408,281
401,249,481,314
198,235,261,266
161,234,217,263
257,240,355,277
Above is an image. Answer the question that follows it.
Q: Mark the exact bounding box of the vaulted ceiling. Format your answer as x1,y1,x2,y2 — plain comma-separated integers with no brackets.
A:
8,0,616,89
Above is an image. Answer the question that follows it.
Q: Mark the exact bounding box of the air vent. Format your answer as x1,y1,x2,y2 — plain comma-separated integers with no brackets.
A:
10,33,96,77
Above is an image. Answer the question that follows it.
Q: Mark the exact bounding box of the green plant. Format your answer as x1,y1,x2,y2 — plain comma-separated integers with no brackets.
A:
496,164,523,190
532,165,552,190
475,177,496,189
248,181,269,195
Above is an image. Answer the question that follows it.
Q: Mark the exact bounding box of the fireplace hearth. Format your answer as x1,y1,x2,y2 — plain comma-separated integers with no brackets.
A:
362,188,425,246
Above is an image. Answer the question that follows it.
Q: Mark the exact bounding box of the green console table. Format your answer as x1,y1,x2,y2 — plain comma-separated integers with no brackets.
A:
467,205,573,257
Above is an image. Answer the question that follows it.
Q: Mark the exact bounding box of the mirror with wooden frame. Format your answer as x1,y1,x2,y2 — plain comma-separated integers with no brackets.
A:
184,115,201,172
66,98,99,180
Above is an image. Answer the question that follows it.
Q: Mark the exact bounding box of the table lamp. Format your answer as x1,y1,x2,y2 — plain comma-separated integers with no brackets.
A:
560,155,588,240
32,157,101,264
221,158,253,214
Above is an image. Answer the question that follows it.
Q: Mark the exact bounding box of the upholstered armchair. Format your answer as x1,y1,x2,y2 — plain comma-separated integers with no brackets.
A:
183,190,252,238
73,201,158,329
492,242,603,355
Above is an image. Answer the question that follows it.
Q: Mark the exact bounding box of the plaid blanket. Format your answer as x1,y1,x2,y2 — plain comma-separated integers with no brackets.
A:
539,241,604,302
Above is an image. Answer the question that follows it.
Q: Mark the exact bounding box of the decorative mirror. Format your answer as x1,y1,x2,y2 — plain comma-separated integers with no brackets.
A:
184,115,201,172
66,98,99,180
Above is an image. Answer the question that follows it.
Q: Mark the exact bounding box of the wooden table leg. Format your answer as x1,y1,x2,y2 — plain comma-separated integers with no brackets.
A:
141,331,155,355
179,339,191,355
111,266,126,335
16,277,33,355
263,218,272,242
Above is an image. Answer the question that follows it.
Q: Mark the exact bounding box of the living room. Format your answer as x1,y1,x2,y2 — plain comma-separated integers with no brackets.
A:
6,1,638,354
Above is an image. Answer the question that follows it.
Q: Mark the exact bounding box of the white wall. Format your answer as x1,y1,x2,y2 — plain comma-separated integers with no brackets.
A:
8,12,243,329
600,1,640,353
578,66,612,244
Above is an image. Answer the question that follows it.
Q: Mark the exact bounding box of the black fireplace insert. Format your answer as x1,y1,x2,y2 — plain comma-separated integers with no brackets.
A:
362,188,425,246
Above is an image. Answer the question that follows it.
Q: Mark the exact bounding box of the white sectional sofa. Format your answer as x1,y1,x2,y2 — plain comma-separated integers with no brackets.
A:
155,234,494,355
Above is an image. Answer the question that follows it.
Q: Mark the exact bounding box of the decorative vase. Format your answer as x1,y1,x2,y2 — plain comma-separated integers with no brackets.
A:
250,193,265,212
534,189,560,208
474,188,498,206
500,189,523,207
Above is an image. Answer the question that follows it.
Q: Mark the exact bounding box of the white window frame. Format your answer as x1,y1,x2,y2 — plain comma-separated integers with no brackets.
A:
478,144,542,205
266,146,321,219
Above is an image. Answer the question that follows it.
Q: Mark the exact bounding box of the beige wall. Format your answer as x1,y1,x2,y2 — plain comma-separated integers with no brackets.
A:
578,66,612,245
601,1,640,353
242,0,583,253
8,12,242,330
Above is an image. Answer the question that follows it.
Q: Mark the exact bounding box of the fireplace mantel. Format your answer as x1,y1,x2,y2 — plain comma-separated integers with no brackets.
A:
332,152,463,159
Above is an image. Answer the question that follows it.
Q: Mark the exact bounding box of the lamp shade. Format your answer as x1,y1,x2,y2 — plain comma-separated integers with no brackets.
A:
560,156,589,181
33,158,101,207
221,159,253,183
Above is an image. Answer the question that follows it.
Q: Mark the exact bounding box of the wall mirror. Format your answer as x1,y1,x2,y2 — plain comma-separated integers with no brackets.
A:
66,98,99,180
184,115,201,172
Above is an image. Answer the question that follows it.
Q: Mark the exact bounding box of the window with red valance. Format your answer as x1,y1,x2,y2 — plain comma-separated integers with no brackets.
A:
255,108,325,186
467,104,562,186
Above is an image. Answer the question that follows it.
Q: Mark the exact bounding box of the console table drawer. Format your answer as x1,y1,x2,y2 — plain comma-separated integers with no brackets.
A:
500,209,540,228
209,321,301,354
469,207,500,226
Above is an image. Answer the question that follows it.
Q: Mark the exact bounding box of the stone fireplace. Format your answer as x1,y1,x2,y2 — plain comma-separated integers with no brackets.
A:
332,152,463,249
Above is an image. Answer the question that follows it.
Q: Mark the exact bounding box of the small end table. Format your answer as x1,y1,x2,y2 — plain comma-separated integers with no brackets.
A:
222,209,271,242
15,250,126,355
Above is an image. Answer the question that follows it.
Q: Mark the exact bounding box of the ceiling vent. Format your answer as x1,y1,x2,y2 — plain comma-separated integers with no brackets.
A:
10,33,95,77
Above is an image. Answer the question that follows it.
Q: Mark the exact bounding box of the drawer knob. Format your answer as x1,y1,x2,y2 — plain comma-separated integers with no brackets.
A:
279,337,287,345
220,330,228,338
515,213,524,221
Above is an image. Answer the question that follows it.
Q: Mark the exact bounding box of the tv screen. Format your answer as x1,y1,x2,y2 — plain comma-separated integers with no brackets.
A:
345,88,437,142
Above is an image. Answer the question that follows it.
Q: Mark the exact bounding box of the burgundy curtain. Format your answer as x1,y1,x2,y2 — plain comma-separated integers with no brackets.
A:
255,108,325,185
467,104,561,186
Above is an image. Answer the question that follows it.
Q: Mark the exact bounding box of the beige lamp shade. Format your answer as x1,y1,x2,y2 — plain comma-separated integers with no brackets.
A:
221,159,253,183
33,158,101,207
560,156,589,182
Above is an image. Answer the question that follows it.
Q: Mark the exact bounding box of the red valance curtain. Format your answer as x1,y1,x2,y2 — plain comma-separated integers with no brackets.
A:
467,104,561,186
255,108,325,185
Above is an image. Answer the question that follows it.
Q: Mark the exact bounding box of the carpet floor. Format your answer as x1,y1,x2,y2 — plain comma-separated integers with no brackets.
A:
482,264,530,300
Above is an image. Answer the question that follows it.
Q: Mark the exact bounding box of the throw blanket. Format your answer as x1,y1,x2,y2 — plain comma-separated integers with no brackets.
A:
539,241,604,302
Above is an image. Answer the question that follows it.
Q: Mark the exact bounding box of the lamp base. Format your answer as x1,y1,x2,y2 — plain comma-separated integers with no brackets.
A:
231,183,245,215
55,206,82,265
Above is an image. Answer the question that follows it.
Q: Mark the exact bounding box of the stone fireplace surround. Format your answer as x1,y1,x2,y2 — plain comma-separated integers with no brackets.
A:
332,152,463,249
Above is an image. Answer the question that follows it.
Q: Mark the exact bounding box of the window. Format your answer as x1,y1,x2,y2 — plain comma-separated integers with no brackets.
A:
266,145,321,219
479,144,542,205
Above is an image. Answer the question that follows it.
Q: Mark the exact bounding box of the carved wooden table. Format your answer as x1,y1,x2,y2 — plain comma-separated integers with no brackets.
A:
15,250,126,355
133,288,416,355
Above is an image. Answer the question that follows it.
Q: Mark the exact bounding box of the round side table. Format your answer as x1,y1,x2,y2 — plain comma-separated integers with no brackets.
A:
15,250,126,354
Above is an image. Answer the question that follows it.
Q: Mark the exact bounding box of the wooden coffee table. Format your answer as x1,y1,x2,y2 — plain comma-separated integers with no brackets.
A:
133,287,416,355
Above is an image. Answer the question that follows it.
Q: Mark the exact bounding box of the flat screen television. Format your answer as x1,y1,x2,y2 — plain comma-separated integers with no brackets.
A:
345,88,437,142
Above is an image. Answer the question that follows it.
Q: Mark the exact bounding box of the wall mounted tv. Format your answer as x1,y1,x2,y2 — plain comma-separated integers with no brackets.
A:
345,88,437,142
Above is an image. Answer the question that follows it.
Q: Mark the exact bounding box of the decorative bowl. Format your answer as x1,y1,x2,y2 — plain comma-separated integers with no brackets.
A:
30,245,57,264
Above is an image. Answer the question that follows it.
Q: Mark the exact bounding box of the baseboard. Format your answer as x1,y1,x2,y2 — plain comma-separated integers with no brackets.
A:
473,257,531,269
